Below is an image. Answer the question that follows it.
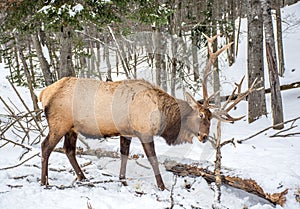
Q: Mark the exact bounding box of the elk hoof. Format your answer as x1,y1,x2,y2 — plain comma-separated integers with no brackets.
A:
119,176,128,186
40,177,49,186
158,184,166,191
121,181,128,186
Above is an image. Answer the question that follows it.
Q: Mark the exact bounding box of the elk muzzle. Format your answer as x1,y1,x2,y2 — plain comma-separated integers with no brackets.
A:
198,133,208,143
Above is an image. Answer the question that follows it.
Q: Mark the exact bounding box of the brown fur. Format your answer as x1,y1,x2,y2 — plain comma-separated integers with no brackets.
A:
39,77,212,190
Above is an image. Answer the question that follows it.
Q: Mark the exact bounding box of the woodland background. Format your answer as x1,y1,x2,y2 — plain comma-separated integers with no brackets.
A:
1,0,299,125
0,1,300,209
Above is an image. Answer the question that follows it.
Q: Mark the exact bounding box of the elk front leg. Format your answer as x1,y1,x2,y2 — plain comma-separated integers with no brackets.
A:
63,130,86,181
119,136,132,186
140,137,166,191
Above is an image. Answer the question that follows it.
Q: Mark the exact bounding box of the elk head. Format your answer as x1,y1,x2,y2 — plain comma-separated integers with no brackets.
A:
185,92,212,143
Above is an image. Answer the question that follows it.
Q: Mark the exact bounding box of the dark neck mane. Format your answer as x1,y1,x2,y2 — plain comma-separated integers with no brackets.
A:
158,93,192,145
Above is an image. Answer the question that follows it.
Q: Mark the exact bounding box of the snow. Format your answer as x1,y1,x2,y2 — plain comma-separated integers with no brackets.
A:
1,2,300,209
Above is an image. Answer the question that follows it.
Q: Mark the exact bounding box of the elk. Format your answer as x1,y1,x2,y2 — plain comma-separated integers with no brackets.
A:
39,35,236,191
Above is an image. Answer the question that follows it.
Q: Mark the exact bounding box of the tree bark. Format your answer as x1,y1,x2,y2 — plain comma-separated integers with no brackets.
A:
261,0,284,129
59,25,75,79
247,0,267,123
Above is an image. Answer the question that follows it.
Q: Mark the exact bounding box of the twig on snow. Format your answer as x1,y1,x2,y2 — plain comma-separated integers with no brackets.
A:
0,136,32,150
0,152,40,170
169,175,178,209
237,116,300,143
135,160,151,170
220,138,235,148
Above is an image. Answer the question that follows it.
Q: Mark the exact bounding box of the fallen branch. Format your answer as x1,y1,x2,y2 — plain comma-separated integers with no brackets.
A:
0,136,32,150
270,132,300,137
45,179,123,190
7,184,23,189
237,116,300,143
220,138,235,148
136,160,151,169
54,147,120,158
54,147,144,160
164,161,288,206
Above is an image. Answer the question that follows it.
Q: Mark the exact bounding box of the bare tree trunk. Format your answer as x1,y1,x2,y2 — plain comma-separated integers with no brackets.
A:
171,57,177,96
154,29,162,87
45,34,59,81
191,0,199,82
236,0,243,56
59,25,75,79
118,38,131,78
15,37,39,116
212,1,221,108
104,38,112,81
79,55,86,77
247,0,267,123
169,0,179,96
262,0,284,129
275,0,285,77
96,41,102,80
161,34,167,92
192,38,199,82
31,33,53,86
227,0,236,66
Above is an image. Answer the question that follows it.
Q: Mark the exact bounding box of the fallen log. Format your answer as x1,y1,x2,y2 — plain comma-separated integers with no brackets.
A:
164,161,288,206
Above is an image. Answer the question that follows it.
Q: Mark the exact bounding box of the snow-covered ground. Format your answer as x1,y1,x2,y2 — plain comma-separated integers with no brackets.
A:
1,3,300,209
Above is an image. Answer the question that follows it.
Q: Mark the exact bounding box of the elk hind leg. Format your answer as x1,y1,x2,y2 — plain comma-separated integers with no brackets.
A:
41,132,64,185
119,136,132,186
63,130,86,181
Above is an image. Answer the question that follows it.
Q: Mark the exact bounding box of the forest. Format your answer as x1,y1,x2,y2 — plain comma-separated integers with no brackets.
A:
0,0,300,209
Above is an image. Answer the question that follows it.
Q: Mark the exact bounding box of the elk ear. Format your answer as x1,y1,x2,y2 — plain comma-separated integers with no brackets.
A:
185,92,199,110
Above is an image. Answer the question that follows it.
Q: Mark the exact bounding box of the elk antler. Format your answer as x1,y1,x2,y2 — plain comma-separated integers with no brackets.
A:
201,33,262,123
201,33,233,108
213,77,262,122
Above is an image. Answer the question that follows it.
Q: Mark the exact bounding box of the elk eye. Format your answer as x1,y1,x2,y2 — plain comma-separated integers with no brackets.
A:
199,113,204,118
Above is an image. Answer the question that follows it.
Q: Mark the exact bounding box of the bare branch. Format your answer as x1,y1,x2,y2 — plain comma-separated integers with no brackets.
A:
0,136,32,150
220,138,235,148
237,116,300,143
0,152,40,171
8,80,44,134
